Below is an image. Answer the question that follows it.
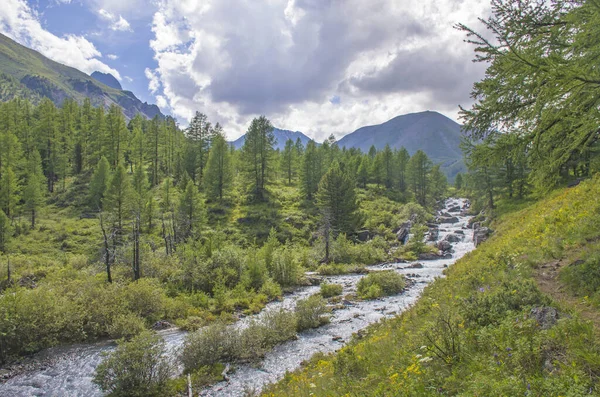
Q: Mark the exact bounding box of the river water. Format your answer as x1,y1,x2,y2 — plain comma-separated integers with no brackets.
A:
0,198,474,397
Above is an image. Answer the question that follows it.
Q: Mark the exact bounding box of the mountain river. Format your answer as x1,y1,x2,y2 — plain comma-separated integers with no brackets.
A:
0,198,475,397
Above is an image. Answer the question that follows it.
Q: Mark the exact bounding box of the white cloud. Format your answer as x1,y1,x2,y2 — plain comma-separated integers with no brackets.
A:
97,8,132,32
124,76,133,83
0,0,121,79
148,0,490,140
107,53,118,60
144,67,161,94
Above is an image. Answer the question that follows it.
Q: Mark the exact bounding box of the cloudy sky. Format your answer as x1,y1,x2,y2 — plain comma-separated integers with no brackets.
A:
0,0,490,141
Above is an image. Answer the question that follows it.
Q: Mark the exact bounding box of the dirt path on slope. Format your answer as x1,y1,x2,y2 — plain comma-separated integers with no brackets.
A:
534,259,600,330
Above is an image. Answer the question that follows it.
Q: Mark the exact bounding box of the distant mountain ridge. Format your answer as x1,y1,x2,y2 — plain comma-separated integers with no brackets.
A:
0,32,163,120
337,111,466,179
231,128,312,151
91,71,122,90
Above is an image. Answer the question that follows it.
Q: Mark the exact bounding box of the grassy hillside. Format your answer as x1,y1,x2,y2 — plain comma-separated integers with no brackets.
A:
0,33,162,119
264,177,600,396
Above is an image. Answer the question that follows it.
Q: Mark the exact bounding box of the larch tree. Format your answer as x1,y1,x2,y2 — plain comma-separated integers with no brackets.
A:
104,164,133,245
241,116,275,201
23,150,45,228
177,179,202,241
300,140,321,200
281,138,296,185
204,129,232,201
0,167,19,218
396,147,410,192
407,150,432,207
316,161,361,240
89,156,111,211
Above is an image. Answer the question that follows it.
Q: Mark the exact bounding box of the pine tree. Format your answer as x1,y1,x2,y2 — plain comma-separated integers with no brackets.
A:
357,157,369,188
37,98,58,192
381,144,394,188
89,156,111,210
454,173,464,190
407,150,432,207
23,150,45,228
204,131,232,201
0,209,11,254
396,147,410,192
429,165,447,203
186,112,212,185
281,139,296,185
0,167,19,217
177,179,202,240
300,140,321,200
241,116,275,201
105,105,128,168
104,165,133,242
316,161,361,237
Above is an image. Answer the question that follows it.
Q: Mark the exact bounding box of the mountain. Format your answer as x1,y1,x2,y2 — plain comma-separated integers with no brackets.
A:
231,128,312,151
337,111,466,179
0,32,163,119
91,71,122,90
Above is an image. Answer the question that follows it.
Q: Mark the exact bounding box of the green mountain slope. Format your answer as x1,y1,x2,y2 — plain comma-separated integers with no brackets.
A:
265,177,600,396
338,111,466,179
0,32,162,119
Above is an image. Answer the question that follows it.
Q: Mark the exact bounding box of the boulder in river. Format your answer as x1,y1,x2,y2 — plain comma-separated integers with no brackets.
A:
408,262,424,269
418,252,443,260
473,227,491,246
444,234,462,243
427,228,439,241
439,216,459,224
152,320,173,330
437,240,452,252
448,205,461,213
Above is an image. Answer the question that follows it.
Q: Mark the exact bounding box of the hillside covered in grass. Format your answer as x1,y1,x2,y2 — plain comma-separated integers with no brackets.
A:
265,177,600,396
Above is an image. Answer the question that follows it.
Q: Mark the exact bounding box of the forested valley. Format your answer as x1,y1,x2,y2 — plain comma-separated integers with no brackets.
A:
0,95,453,394
2,0,600,396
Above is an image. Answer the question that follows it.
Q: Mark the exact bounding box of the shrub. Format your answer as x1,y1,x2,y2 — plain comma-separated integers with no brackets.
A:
261,308,298,345
181,322,239,372
93,331,173,397
560,254,600,298
356,271,405,300
320,282,343,298
108,313,146,340
460,280,549,327
270,247,301,287
295,295,330,331
119,279,167,323
181,308,298,371
259,278,282,300
317,263,365,275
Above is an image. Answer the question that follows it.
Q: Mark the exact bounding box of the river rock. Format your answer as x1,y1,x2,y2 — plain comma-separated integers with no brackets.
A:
396,222,411,244
454,230,464,235
427,228,439,241
439,216,459,224
357,230,371,242
152,320,173,330
437,240,452,252
530,306,560,329
448,205,461,213
473,227,491,246
418,252,443,260
408,262,424,269
444,234,462,243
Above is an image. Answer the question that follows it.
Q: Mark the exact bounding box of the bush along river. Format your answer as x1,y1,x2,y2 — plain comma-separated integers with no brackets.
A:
0,198,475,397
